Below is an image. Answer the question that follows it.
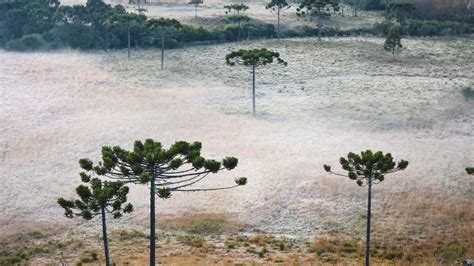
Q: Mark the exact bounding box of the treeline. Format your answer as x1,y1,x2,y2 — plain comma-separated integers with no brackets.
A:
0,0,277,51
0,0,472,52
359,0,473,23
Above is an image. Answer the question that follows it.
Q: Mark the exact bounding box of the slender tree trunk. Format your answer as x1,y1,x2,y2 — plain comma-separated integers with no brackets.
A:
392,47,395,59
161,32,165,70
101,206,110,266
252,63,256,116
277,7,281,40
365,178,372,266
238,21,241,41
195,4,198,18
353,0,358,17
127,25,131,60
150,173,156,266
317,16,322,42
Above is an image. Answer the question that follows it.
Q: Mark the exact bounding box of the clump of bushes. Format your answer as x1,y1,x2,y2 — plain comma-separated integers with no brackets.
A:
372,19,473,36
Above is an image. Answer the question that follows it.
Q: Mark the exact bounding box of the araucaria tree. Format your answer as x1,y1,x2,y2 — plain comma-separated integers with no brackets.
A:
324,150,408,266
266,0,290,40
189,0,204,18
58,177,133,266
145,18,182,70
296,0,339,42
226,49,287,116
384,24,402,59
78,139,247,266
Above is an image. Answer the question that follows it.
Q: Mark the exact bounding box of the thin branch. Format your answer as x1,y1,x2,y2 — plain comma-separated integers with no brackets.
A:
174,184,240,192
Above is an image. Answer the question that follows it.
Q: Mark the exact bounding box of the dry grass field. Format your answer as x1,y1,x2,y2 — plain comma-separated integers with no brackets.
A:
1,34,473,264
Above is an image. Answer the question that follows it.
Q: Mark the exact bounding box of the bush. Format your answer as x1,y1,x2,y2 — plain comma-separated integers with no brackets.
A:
50,24,95,50
5,38,25,51
20,34,46,50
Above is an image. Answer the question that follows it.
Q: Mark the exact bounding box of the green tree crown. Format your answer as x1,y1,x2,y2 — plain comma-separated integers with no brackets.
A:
145,18,182,32
77,139,247,198
296,0,340,20
224,3,249,14
58,178,133,220
225,48,288,67
266,0,290,10
324,150,408,186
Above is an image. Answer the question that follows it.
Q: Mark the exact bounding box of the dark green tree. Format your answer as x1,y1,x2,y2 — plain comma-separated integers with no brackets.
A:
145,18,182,70
226,49,287,116
324,150,408,266
296,0,340,42
266,0,290,40
58,177,133,266
384,24,402,59
466,167,474,175
78,139,247,266
188,0,204,18
108,13,146,59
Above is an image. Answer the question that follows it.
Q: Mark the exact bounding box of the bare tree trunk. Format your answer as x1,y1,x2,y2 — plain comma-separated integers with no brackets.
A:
238,21,241,41
150,174,156,266
365,178,372,266
161,32,164,70
195,4,198,18
353,0,358,17
127,24,131,60
317,16,322,42
101,206,110,266
277,7,281,40
252,63,256,116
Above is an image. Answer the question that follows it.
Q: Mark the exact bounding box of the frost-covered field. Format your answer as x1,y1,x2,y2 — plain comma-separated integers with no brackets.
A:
0,37,473,239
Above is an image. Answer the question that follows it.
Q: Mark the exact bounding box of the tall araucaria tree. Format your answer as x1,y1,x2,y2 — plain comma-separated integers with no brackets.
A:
108,13,146,59
384,24,402,59
296,0,340,42
58,177,133,266
189,0,204,18
226,48,287,116
145,18,182,70
266,0,290,40
324,150,408,266
78,139,247,266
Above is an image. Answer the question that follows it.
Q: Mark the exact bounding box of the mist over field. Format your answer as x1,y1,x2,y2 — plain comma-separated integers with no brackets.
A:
0,0,473,264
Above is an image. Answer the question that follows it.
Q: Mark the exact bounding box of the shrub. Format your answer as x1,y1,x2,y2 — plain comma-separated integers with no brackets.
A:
20,34,46,50
5,38,24,51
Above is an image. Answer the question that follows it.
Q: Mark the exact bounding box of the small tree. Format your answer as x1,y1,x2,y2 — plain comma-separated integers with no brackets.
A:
145,18,182,70
266,0,290,40
296,0,340,42
108,13,146,59
226,49,287,116
324,150,408,266
384,24,402,59
189,0,204,18
78,139,247,266
467,167,474,175
58,177,133,266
